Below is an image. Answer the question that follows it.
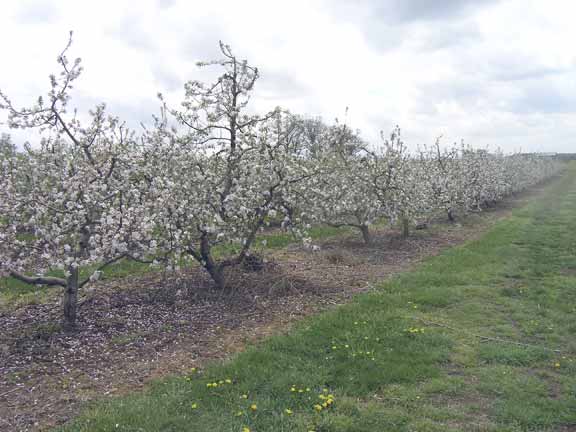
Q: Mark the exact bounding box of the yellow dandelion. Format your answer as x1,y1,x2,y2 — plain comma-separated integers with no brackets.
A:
250,404,257,411
314,404,323,411
242,427,250,432
241,394,248,399
191,403,198,409
285,408,293,415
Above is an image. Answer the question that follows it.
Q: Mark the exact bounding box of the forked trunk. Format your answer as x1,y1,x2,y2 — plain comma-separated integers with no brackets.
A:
63,266,79,331
199,233,227,290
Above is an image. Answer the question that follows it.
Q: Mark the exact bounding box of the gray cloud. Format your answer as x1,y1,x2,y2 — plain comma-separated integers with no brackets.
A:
181,27,230,63
70,93,160,132
326,0,500,24
257,70,311,101
411,20,482,51
414,78,484,114
377,0,500,23
15,0,59,24
509,79,576,114
456,47,569,83
108,14,155,51
151,64,183,93
325,0,500,52
157,0,177,9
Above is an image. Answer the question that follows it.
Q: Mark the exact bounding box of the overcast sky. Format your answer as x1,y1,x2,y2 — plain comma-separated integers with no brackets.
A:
1,0,575,153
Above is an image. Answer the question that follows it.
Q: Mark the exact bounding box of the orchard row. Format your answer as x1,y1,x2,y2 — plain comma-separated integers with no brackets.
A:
0,38,562,328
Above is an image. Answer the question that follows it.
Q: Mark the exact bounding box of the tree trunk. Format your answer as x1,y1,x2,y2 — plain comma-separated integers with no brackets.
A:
205,263,226,290
360,225,372,245
199,233,226,289
63,266,79,331
447,208,455,223
402,217,410,239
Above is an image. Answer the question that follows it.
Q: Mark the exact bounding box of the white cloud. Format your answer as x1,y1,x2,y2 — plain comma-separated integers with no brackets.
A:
1,0,575,152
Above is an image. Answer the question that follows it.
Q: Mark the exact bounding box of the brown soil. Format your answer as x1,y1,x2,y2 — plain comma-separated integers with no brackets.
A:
0,192,537,431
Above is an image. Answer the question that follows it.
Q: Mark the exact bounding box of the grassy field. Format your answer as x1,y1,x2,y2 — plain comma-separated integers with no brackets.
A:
56,165,576,431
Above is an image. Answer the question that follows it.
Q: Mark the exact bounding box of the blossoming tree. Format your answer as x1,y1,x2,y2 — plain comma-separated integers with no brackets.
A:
142,42,312,288
0,34,150,329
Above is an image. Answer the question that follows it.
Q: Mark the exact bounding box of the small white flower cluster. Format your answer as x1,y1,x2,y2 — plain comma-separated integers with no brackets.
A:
0,37,563,326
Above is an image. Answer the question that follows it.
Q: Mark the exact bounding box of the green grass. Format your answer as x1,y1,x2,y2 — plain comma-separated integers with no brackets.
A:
0,224,350,308
56,165,576,431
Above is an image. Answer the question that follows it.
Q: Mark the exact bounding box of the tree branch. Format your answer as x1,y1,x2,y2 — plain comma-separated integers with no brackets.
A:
9,270,66,287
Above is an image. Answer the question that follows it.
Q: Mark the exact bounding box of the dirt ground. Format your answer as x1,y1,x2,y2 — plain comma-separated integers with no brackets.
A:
0,195,531,431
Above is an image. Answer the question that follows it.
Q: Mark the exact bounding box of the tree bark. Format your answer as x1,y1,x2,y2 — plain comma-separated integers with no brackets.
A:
63,266,79,331
447,208,455,222
206,262,226,290
9,271,65,287
360,225,372,245
402,217,410,239
199,233,227,289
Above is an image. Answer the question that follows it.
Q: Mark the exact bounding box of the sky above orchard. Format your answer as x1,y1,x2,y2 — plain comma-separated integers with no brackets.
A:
1,0,575,153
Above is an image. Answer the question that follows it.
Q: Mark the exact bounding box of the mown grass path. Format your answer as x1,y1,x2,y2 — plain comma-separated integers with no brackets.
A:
60,165,576,432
